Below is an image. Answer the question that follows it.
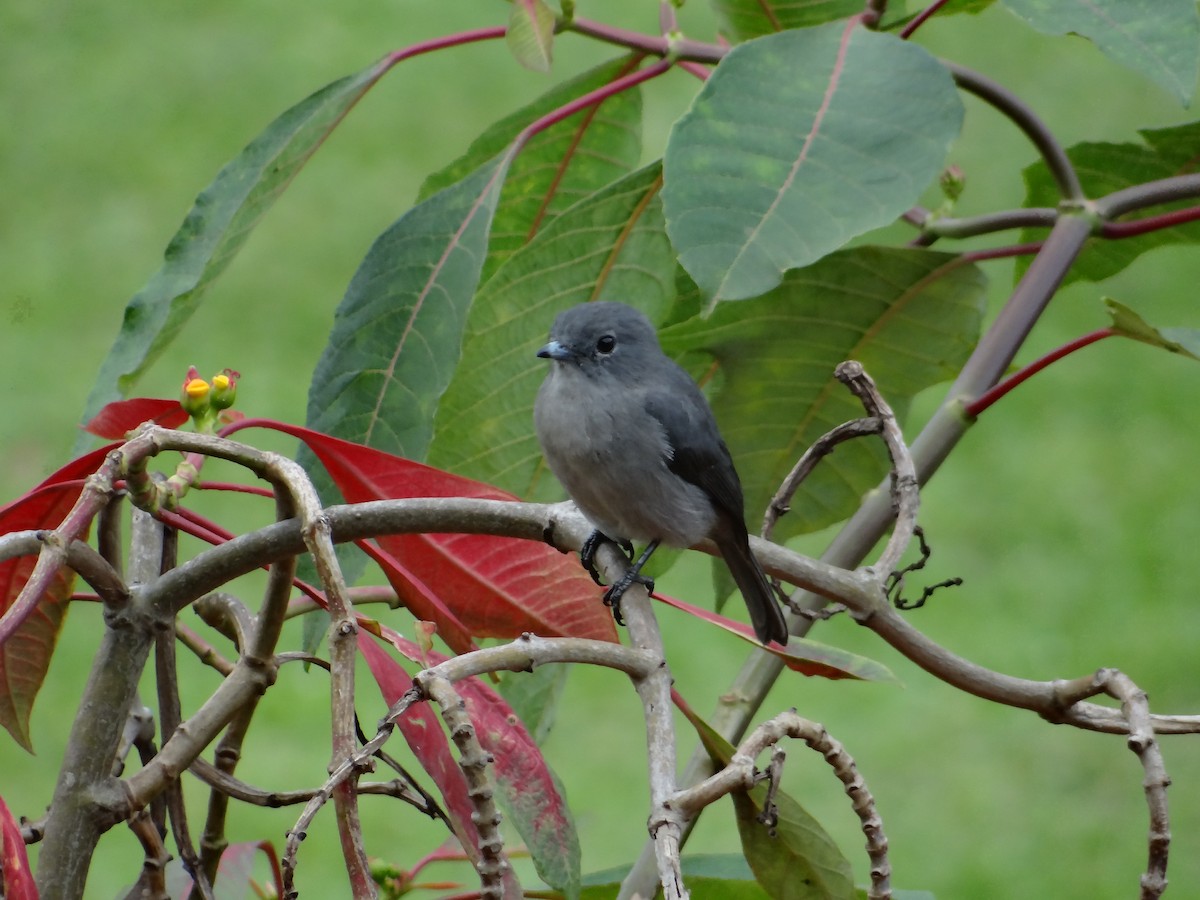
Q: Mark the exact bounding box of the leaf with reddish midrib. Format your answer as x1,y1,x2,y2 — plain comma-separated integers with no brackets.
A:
243,420,617,651
0,445,114,752
654,592,898,682
82,58,397,427
364,626,580,899
663,21,962,303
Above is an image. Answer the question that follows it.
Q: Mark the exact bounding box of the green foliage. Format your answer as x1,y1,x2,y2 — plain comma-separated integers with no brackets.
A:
80,58,394,431
662,247,985,536
429,164,674,492
6,1,1200,898
304,154,511,459
662,23,963,302
1019,123,1200,285
1003,0,1199,105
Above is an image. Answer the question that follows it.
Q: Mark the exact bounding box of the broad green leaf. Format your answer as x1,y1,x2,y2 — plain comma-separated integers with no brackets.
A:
507,0,556,72
305,153,513,460
661,246,986,538
1003,0,1198,105
680,697,856,900
81,58,394,428
497,663,569,745
663,22,962,303
1019,123,1200,285
428,163,675,495
420,56,644,285
582,856,770,898
709,0,862,42
1105,298,1200,360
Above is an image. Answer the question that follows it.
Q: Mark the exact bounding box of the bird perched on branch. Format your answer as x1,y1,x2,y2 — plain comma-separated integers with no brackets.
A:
533,301,789,646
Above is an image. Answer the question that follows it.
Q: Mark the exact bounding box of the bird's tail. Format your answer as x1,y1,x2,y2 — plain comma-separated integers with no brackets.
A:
718,524,789,645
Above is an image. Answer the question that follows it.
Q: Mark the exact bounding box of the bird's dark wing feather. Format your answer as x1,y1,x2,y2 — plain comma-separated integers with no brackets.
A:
643,382,745,524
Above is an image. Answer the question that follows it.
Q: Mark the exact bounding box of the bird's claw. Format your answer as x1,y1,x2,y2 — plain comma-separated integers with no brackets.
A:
580,530,606,586
580,531,636,587
602,570,655,627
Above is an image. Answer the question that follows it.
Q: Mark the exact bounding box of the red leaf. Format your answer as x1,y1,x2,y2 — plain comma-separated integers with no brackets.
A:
364,626,577,895
82,397,188,438
232,420,617,651
0,446,114,751
0,795,36,900
655,592,897,682
357,633,483,863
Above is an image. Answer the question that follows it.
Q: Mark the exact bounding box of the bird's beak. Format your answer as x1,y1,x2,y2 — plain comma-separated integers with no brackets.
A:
537,340,571,361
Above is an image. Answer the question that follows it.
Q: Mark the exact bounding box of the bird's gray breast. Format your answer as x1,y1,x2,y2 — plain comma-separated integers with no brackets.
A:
535,367,716,547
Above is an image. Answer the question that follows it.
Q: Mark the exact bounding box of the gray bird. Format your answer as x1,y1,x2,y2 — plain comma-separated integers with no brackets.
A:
533,301,789,645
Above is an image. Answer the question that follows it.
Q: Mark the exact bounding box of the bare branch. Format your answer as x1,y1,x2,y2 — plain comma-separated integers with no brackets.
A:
762,417,882,543
414,672,515,898
672,710,891,900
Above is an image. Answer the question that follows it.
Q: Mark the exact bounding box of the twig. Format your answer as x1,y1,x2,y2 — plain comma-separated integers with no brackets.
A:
189,756,431,809
125,806,172,900
1049,670,1171,898
1095,173,1200,219
761,418,882,543
672,710,891,900
921,207,1058,240
945,62,1083,201
414,673,513,898
829,363,917,579
899,0,953,39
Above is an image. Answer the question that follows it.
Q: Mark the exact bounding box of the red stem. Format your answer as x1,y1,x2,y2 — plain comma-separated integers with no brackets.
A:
1101,205,1200,239
514,59,673,149
900,0,953,39
382,27,507,70
964,328,1116,418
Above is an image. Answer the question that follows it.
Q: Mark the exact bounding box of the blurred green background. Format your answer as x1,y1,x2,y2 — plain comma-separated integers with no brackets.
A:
4,0,1200,897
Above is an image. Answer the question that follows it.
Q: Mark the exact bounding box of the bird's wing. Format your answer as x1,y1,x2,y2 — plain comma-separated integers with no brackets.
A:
643,385,746,524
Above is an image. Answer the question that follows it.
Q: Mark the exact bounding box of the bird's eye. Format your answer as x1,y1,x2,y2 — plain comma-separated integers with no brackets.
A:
596,334,617,355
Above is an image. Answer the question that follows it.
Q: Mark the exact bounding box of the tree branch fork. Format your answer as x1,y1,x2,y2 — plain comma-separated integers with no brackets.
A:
4,383,1191,898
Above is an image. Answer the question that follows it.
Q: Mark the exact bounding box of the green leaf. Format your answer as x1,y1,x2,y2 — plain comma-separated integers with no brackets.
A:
419,56,644,285
497,662,569,745
709,0,863,42
680,699,856,900
1104,298,1200,360
80,59,394,428
305,152,513,460
1003,0,1198,105
507,0,556,73
661,246,986,538
581,856,771,898
428,163,676,494
1019,123,1200,285
663,22,963,303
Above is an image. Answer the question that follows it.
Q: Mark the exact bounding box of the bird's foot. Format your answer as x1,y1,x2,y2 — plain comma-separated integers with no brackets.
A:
601,570,655,627
580,531,635,587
